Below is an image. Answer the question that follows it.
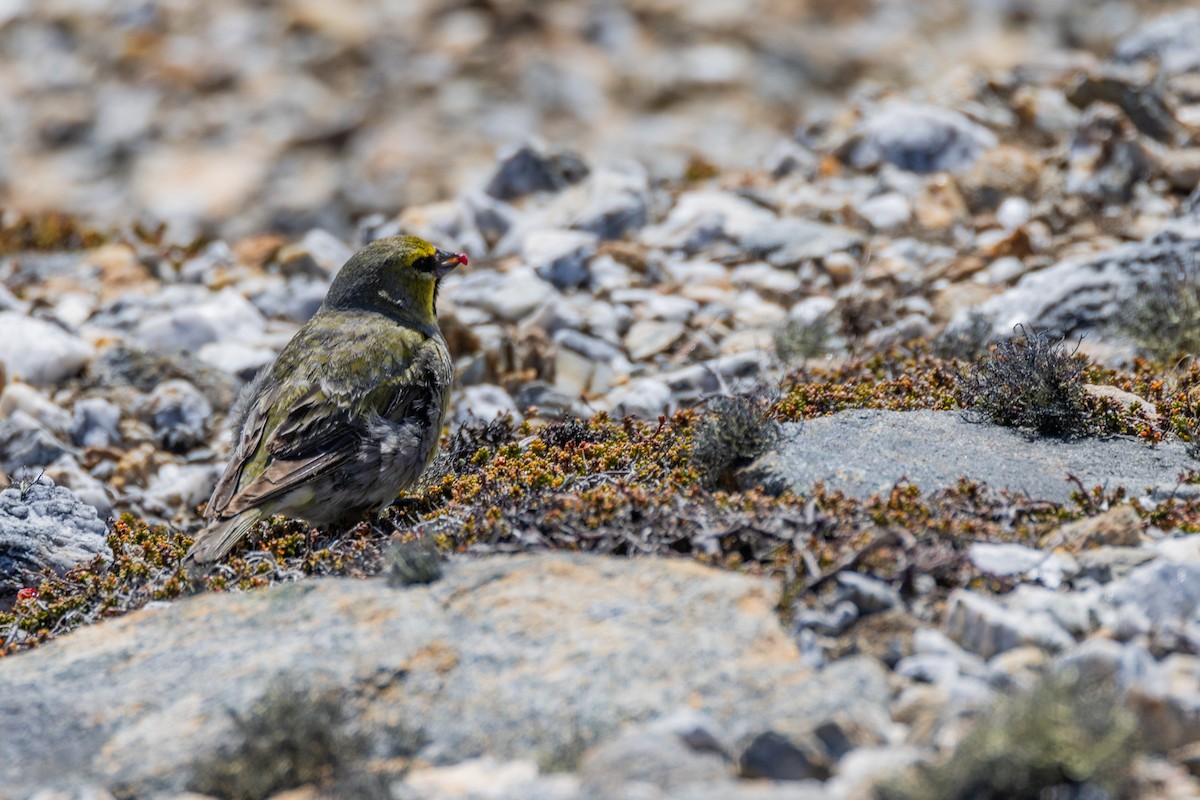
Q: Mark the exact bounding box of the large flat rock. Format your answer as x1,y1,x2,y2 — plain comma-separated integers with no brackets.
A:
0,554,886,797
744,410,1194,502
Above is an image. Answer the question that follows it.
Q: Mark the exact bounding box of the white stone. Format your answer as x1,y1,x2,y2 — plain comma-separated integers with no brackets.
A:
857,192,913,230
624,319,685,360
997,196,1032,230
455,385,518,425
0,312,93,385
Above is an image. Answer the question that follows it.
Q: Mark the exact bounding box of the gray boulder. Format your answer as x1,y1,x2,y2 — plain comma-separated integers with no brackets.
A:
955,228,1200,338
0,479,111,594
743,410,1193,503
0,554,880,797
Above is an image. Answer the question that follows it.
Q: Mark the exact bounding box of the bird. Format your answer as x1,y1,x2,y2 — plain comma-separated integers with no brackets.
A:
185,235,466,564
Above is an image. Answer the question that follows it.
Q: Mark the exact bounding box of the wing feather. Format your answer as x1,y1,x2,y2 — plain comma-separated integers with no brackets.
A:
203,313,438,522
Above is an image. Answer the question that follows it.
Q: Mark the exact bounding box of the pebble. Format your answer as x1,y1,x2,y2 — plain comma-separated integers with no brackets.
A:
944,589,1075,660
141,379,213,453
522,229,598,290
0,411,71,473
835,572,902,616
968,541,1077,589
446,268,560,323
485,142,590,201
141,463,220,514
72,397,122,448
0,313,92,386
844,103,998,175
135,288,267,353
624,319,685,360
455,384,519,425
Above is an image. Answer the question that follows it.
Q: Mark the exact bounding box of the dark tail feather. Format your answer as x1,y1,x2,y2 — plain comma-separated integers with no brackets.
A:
185,509,263,564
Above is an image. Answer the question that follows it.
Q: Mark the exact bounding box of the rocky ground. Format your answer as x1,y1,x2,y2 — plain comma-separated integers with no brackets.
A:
4,1,1200,799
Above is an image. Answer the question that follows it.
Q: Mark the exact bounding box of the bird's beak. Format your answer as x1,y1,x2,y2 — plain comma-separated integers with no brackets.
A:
435,249,468,278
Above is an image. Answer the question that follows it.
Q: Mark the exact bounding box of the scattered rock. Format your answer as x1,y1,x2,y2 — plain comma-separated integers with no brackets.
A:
945,589,1075,659
523,229,598,290
486,143,590,201
141,380,213,453
0,313,92,386
71,397,122,448
1041,504,1143,551
0,478,110,594
842,103,998,175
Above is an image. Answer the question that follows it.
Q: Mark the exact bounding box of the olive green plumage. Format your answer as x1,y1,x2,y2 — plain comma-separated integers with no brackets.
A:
186,235,465,564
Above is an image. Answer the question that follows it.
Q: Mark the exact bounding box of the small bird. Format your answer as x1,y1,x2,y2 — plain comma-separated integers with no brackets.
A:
186,235,466,563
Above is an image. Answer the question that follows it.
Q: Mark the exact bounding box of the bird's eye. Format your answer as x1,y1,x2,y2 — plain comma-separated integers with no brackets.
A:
413,255,437,273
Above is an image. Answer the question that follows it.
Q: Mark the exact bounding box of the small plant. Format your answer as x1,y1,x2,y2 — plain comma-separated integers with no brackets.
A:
692,394,782,490
962,326,1092,438
1118,254,1200,362
385,536,443,586
933,312,995,362
774,318,830,362
189,681,385,800
883,669,1137,800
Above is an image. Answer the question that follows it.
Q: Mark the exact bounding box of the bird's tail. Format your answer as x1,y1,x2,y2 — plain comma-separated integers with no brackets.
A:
185,509,264,564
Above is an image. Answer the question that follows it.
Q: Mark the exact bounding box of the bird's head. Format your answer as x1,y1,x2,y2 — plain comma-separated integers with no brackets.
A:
321,235,467,324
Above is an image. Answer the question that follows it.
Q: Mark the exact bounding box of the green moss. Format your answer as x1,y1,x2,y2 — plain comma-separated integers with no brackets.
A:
5,346,1200,656
883,670,1137,800
188,681,386,800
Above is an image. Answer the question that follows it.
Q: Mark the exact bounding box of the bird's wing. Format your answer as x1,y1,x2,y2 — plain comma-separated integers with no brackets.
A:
204,317,439,519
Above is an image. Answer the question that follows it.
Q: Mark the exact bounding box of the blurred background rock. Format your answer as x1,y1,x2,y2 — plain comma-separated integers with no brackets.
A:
0,0,1187,239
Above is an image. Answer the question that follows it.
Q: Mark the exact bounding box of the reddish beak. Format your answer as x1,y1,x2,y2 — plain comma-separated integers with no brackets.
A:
435,250,468,277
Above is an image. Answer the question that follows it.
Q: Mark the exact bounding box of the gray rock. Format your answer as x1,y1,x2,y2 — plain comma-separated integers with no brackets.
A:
843,103,998,175
0,554,869,796
43,456,113,519
446,268,560,323
606,378,674,419
1103,561,1200,651
0,411,72,473
196,341,276,380
455,384,518,425
741,219,865,268
524,229,599,290
275,228,353,277
1077,547,1157,583
579,721,731,800
141,463,220,516
72,397,122,448
250,276,330,323
569,167,650,241
1065,103,1148,203
944,589,1075,659
968,542,1077,589
141,379,213,453
958,229,1200,338
738,732,825,782
661,353,765,403
794,600,859,636
743,410,1194,504
486,143,590,201
1004,584,1100,637
85,344,240,410
0,312,92,386
834,572,901,615
134,288,266,354
642,190,776,253
1113,9,1200,76
1067,65,1177,143
0,478,110,594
